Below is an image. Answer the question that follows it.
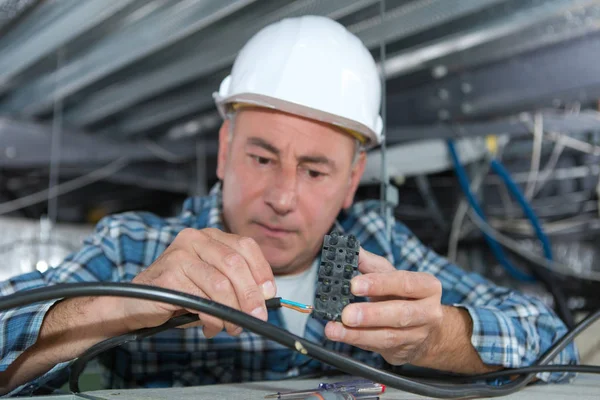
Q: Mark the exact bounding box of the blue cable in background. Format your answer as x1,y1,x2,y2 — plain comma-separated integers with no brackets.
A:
446,140,536,282
489,159,554,262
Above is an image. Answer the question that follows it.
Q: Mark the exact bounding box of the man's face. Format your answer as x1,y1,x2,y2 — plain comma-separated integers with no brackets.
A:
217,108,366,275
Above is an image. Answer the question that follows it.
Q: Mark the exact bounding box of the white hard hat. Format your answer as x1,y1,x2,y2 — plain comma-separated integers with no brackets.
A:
213,15,383,148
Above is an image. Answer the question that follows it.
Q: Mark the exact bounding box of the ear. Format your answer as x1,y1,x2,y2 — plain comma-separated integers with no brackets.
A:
216,120,231,180
342,151,366,209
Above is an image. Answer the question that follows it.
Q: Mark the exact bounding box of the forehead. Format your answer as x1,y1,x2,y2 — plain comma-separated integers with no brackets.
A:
232,108,356,153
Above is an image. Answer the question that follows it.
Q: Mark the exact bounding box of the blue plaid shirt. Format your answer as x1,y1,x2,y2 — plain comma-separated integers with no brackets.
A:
0,184,578,396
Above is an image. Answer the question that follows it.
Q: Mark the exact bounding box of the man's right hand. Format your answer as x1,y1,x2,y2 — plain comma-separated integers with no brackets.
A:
0,228,276,395
124,227,277,337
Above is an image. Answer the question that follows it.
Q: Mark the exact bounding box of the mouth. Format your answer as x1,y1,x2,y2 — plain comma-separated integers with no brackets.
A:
254,222,296,238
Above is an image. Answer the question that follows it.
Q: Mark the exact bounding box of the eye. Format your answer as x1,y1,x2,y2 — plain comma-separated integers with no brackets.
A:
307,169,325,179
251,155,271,165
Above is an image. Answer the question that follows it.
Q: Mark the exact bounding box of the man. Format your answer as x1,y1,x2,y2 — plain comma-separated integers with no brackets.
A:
0,15,577,396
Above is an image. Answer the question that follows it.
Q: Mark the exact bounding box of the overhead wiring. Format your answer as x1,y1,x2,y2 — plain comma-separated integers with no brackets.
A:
520,111,600,156
545,130,600,156
0,157,129,216
532,135,566,198
447,157,491,263
142,140,191,164
447,140,536,282
0,282,597,398
488,215,597,236
467,159,573,327
415,175,448,232
48,47,66,226
524,112,544,200
0,140,199,217
489,159,554,263
467,208,600,282
447,140,574,327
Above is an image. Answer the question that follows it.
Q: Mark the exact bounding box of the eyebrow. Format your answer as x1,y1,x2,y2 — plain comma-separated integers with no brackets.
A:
246,136,336,169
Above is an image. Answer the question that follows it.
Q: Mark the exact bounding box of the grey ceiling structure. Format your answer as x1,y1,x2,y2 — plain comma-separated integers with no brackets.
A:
1,0,600,216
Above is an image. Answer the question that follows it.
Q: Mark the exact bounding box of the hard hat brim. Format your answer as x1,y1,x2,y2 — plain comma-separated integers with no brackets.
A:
213,91,380,149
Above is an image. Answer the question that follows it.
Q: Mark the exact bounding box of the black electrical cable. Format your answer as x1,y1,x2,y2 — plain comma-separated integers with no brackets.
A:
1,283,598,398
394,365,600,382
69,298,282,392
464,365,600,381
69,310,600,393
69,313,199,392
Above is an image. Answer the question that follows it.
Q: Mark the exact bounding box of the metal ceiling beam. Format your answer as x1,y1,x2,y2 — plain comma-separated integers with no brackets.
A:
351,0,506,49
0,0,65,40
0,118,198,167
166,110,600,156
381,0,598,79
385,111,600,144
87,163,194,193
0,0,39,31
119,0,576,137
96,80,222,138
385,31,600,126
0,0,259,116
165,112,223,141
113,0,512,137
0,0,139,92
63,0,380,127
424,2,600,79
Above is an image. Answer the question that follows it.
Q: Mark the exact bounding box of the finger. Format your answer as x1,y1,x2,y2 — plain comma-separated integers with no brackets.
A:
350,270,442,299
341,299,431,328
184,232,269,322
176,321,204,329
182,261,246,336
203,229,276,299
325,322,421,351
357,247,395,274
154,269,230,336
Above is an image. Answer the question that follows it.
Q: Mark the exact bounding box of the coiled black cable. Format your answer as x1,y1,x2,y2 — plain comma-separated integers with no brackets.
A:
0,282,598,398
69,311,600,392
69,298,281,392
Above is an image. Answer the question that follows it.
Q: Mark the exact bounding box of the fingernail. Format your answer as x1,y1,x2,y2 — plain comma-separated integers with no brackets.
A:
351,277,370,296
345,307,363,327
261,281,276,298
231,326,243,336
251,306,268,320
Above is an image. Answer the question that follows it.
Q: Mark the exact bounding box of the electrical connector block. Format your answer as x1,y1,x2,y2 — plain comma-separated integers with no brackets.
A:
312,231,360,322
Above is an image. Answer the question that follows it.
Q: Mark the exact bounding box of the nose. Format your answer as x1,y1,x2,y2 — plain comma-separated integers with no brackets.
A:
264,167,298,215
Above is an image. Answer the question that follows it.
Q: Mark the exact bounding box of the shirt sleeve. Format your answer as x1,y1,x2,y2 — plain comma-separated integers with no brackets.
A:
391,223,579,383
0,216,121,397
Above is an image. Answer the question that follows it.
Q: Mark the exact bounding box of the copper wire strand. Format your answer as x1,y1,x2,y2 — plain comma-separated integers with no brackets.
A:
281,303,313,313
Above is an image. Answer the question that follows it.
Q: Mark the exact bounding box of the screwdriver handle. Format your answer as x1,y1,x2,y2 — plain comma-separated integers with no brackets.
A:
304,393,356,399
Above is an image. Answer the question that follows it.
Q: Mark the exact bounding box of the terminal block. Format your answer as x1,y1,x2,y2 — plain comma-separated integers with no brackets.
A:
312,231,360,322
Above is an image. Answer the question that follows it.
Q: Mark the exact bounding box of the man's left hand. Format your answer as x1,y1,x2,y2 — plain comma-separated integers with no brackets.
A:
324,248,444,366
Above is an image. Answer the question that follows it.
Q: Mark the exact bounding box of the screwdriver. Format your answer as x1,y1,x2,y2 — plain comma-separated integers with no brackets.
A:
264,379,385,399
304,393,379,399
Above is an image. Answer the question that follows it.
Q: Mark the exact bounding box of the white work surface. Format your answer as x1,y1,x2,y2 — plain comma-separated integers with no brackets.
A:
25,375,600,400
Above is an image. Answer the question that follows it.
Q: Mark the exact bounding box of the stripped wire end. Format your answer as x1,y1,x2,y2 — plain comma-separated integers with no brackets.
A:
280,298,313,314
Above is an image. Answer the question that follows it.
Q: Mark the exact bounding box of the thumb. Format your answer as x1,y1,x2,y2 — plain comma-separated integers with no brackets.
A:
357,247,395,274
